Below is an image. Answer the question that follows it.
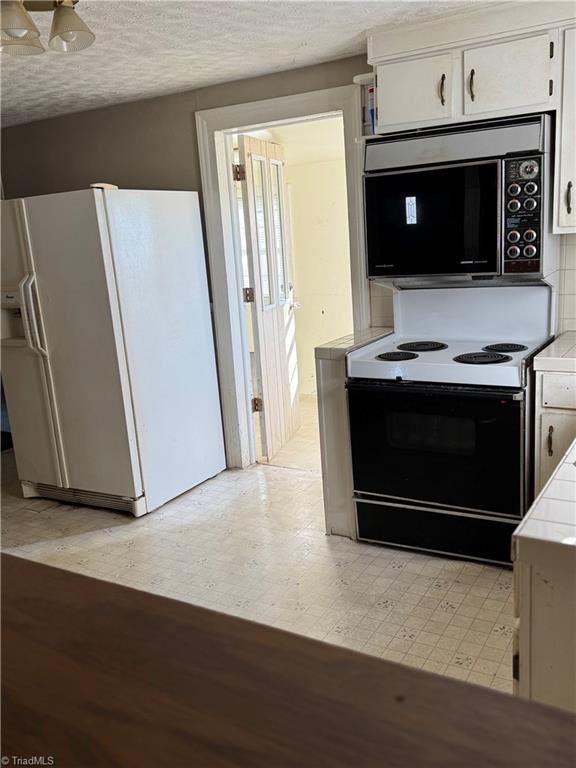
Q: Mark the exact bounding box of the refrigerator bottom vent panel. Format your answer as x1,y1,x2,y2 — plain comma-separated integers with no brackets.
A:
22,482,147,517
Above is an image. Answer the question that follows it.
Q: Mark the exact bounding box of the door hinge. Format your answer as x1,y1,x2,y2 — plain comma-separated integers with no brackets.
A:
243,287,255,303
232,163,246,181
252,396,263,413
549,79,554,96
550,40,554,58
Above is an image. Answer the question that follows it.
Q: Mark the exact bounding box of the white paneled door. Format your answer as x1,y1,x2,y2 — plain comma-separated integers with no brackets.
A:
238,135,299,462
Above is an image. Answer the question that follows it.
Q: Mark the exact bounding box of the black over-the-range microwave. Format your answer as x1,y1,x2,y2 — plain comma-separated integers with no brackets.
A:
363,114,552,280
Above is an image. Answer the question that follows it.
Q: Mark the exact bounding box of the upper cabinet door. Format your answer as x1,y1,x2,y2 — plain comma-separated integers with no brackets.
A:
557,27,576,231
376,53,454,129
463,34,554,115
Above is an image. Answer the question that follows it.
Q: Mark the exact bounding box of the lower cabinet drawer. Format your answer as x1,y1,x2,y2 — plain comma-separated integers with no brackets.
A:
356,500,517,564
541,373,576,410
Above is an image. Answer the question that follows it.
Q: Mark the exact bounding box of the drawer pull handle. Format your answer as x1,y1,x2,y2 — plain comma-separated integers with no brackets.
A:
547,425,554,457
567,181,573,215
440,73,446,106
469,68,476,102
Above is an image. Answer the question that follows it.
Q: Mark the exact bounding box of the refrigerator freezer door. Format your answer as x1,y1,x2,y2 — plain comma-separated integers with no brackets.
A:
102,190,226,511
21,190,143,498
1,200,63,487
1,346,63,486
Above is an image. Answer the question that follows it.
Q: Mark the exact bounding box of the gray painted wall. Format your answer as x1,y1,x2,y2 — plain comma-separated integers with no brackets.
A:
1,55,369,200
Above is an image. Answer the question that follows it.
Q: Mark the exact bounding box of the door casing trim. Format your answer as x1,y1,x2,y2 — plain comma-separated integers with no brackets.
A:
196,85,368,468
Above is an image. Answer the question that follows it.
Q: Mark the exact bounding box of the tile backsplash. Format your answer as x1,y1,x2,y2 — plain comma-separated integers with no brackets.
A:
559,234,576,332
369,234,576,333
370,281,394,328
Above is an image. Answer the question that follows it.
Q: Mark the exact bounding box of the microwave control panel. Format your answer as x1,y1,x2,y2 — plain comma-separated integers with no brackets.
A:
503,156,543,275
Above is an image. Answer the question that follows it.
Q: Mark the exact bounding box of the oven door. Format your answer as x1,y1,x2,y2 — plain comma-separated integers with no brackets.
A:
347,379,525,518
364,160,501,278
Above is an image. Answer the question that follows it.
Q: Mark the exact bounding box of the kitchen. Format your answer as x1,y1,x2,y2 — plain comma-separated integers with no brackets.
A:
1,0,576,764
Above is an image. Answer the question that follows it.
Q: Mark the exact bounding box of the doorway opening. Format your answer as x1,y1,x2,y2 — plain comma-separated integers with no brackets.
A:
230,115,354,472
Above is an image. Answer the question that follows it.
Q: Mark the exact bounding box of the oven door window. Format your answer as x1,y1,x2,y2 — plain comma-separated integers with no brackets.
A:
348,383,523,517
364,161,500,278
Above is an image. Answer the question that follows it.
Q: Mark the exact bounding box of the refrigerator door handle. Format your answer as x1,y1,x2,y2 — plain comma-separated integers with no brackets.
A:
24,275,48,357
18,274,36,352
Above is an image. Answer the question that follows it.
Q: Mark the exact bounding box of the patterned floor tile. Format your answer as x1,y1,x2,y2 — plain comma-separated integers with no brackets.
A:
1,399,514,693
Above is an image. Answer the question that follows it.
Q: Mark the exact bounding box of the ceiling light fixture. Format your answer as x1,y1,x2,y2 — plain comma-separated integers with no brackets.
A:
1,0,40,39
0,0,44,54
49,0,94,52
0,0,95,56
0,34,44,54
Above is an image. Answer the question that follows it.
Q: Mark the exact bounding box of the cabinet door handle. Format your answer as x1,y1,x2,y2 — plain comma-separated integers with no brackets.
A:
469,68,476,102
547,425,554,456
440,73,446,106
567,180,573,215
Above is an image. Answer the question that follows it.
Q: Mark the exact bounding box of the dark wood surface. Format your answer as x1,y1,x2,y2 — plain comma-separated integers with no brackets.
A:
2,553,575,768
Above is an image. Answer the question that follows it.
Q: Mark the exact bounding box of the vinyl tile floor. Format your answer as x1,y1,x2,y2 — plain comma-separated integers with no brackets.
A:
267,395,322,474
1,423,513,694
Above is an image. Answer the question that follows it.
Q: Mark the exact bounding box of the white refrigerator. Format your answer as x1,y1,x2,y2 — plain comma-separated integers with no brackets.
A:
1,188,226,515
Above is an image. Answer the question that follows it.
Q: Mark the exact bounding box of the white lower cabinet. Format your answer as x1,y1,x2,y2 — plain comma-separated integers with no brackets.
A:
514,538,576,713
535,371,576,494
538,412,576,491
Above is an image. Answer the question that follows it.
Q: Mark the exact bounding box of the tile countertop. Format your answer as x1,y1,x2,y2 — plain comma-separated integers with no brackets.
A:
514,438,576,549
315,327,393,360
533,331,576,372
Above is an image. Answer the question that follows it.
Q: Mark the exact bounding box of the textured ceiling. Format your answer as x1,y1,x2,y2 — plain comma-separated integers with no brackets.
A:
1,0,480,127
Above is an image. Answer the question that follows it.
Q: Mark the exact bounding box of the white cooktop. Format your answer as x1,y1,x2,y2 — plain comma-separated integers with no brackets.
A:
347,284,553,387
347,334,550,387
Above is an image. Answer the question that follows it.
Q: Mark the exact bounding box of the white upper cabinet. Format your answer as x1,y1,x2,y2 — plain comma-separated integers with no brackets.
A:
376,53,454,129
463,34,554,115
556,27,576,231
367,4,576,229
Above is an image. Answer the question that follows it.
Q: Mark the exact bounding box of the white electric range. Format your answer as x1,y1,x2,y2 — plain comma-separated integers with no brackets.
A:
347,335,550,388
346,284,554,565
347,284,553,387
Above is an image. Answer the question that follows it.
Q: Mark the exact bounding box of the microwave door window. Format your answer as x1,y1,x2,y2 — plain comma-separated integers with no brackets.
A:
365,162,499,277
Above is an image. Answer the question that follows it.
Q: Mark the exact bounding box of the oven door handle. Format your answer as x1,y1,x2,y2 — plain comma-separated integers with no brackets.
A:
346,379,524,401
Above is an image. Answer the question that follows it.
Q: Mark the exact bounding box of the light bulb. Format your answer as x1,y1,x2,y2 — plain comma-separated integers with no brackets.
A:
5,28,28,39
60,31,77,43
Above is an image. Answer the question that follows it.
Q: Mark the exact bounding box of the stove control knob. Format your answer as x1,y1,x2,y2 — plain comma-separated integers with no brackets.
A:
507,230,520,243
524,197,538,211
507,245,521,259
507,183,521,196
523,229,537,243
524,181,538,195
523,244,537,258
520,160,539,179
507,199,521,212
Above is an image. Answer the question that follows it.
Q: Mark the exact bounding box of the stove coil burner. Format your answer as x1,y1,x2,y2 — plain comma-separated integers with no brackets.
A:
483,343,528,353
454,352,513,365
397,341,448,352
376,351,419,361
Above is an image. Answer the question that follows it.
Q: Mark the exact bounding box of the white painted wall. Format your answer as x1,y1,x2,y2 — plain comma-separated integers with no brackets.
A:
284,152,354,394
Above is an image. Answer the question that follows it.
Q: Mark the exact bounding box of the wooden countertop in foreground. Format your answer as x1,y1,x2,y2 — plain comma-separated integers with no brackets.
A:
2,554,575,768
